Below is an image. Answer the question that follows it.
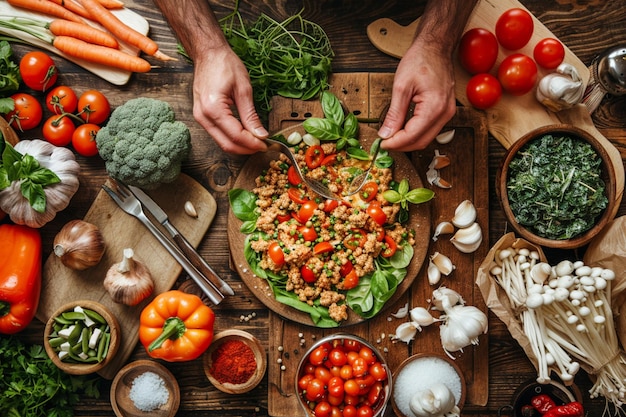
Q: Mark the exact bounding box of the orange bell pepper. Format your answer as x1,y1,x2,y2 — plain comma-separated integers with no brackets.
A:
0,224,42,334
139,290,214,361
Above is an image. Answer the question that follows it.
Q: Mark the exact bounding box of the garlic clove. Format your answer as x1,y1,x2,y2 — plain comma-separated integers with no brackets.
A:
435,129,456,144
428,150,451,170
104,248,154,306
53,220,106,270
393,321,420,344
450,222,482,253
430,252,455,276
432,176,452,189
184,201,198,218
428,260,442,285
426,167,439,185
410,307,437,327
302,133,320,146
432,221,454,241
286,131,303,145
451,200,477,228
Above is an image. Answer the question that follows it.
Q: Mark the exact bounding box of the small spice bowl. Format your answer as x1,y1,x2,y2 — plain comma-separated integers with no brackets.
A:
496,124,617,249
391,353,466,417
203,329,267,394
44,300,120,375
498,378,583,416
110,359,180,417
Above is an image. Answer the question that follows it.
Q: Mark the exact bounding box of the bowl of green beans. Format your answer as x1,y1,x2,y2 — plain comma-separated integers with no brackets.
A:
44,300,120,375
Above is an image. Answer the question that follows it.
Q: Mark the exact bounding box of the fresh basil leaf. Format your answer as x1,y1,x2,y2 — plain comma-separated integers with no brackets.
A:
28,166,60,186
0,167,8,189
228,188,259,222
346,277,374,317
343,112,358,139
390,244,413,269
303,118,342,141
240,220,257,234
335,137,347,150
375,154,393,168
382,189,402,204
398,179,410,195
406,188,435,204
346,138,360,147
21,182,46,213
321,90,344,126
346,147,369,160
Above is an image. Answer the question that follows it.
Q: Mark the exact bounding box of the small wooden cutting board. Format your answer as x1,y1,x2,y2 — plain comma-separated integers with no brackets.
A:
37,174,217,379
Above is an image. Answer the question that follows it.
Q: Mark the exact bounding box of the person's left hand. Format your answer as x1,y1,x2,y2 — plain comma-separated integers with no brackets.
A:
378,40,457,152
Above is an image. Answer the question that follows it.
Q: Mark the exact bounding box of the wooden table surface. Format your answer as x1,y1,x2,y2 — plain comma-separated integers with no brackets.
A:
10,0,626,416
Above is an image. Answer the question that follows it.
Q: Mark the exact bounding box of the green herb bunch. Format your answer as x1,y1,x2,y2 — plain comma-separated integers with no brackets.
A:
0,40,20,113
0,336,101,417
506,134,608,240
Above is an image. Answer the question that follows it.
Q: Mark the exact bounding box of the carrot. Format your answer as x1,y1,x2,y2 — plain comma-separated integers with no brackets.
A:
53,35,151,72
7,0,83,23
47,0,91,20
94,0,124,9
49,19,119,49
78,0,175,60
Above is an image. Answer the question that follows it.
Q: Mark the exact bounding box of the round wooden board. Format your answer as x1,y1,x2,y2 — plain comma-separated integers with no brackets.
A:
228,125,431,327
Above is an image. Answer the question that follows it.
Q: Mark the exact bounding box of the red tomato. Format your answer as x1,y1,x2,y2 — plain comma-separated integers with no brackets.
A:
315,366,333,384
71,123,100,157
357,405,374,417
327,393,344,407
466,73,502,109
20,51,57,91
78,90,111,125
343,405,358,417
339,364,353,380
330,406,343,417
344,228,367,250
321,153,337,166
369,362,388,382
305,378,326,402
458,27,499,74
299,200,317,222
309,345,329,366
42,115,75,147
323,199,339,212
313,241,334,255
267,242,285,267
366,201,387,226
381,235,397,258
46,85,78,114
358,346,376,365
343,269,359,290
343,339,362,352
498,53,538,95
301,264,317,283
5,93,43,131
329,348,348,367
299,226,318,242
351,357,368,378
339,260,354,277
276,213,291,223
344,379,360,397
287,165,302,186
314,401,332,417
298,374,314,390
367,382,384,408
359,182,378,202
327,376,345,397
288,187,307,204
305,145,325,169
533,38,565,69
495,8,534,50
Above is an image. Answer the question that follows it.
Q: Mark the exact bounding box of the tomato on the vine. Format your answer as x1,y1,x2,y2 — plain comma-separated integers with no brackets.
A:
5,93,43,131
46,85,78,114
78,89,110,124
20,51,57,91
466,73,502,109
458,27,499,74
71,123,100,157
498,53,538,96
533,38,565,69
268,242,285,267
305,145,325,169
495,8,534,50
42,115,75,147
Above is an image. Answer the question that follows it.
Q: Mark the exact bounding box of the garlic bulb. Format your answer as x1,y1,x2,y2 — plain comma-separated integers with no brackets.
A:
439,305,488,357
409,383,460,417
104,248,154,306
536,63,585,112
53,220,105,270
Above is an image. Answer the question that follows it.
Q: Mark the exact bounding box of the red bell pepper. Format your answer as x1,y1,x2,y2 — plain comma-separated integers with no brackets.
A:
0,224,42,334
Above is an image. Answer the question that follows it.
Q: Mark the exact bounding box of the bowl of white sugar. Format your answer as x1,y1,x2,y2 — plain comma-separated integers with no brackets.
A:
110,359,180,417
391,353,466,417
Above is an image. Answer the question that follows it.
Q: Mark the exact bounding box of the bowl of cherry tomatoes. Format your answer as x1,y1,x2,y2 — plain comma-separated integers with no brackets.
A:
295,333,391,417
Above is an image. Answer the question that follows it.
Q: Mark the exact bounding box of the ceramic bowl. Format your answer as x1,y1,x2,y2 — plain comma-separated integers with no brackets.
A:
496,124,617,249
44,300,120,375
295,333,392,417
498,378,583,417
110,359,180,417
203,329,267,394
391,353,466,417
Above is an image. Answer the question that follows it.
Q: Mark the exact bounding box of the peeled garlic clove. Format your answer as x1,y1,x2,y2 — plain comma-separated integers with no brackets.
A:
410,307,436,327
393,321,419,344
428,260,442,285
302,133,320,146
432,221,454,241
426,167,439,185
433,176,452,189
430,252,455,276
450,222,482,253
435,129,455,144
428,150,451,170
451,199,476,228
184,201,198,218
286,131,303,145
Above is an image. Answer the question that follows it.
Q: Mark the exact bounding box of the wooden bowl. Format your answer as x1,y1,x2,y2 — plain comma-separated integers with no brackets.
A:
391,353,466,417
0,117,19,146
496,124,617,249
110,360,180,417
203,329,267,394
44,300,120,375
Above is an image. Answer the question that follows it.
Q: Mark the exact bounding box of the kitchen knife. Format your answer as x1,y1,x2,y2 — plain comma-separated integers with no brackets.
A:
128,185,235,296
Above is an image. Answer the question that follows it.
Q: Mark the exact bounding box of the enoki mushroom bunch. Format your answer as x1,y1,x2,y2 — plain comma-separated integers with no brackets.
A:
489,245,626,408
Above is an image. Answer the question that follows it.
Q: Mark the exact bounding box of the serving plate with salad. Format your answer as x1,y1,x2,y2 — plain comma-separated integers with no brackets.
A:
228,94,432,327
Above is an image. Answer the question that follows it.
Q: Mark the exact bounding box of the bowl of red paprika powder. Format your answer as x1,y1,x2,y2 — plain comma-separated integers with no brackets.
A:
203,329,267,394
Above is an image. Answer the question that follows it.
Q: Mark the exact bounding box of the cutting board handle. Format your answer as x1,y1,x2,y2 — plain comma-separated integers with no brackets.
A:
367,18,419,59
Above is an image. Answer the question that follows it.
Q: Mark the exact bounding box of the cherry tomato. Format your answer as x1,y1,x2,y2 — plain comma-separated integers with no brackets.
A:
495,8,534,50
357,405,374,417
367,382,384,408
305,145,325,169
321,153,337,166
381,235,397,258
359,346,376,365
5,93,43,131
298,374,314,390
351,357,368,378
533,38,565,69
466,73,502,109
301,264,317,283
366,201,387,226
268,242,285,267
359,182,378,202
343,339,362,352
339,364,353,380
312,241,332,255
299,200,317,222
342,269,359,290
314,401,332,417
327,376,345,397
78,90,111,124
344,228,367,250
329,348,348,367
305,378,326,402
330,406,343,417
287,165,302,185
315,366,333,384
20,51,57,91
276,213,291,223
373,225,385,242
339,260,354,277
288,187,307,204
344,379,360,397
344,394,359,406
458,27,499,74
369,362,388,382
46,85,78,115
343,405,358,417
42,115,75,147
71,123,100,157
323,199,339,212
309,345,329,366
498,53,538,96
327,393,344,407
299,226,318,242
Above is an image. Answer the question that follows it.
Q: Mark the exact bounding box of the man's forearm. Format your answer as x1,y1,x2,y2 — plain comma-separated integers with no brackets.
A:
415,0,478,54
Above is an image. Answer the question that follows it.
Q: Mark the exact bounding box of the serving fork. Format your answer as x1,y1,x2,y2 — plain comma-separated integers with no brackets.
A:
102,180,225,305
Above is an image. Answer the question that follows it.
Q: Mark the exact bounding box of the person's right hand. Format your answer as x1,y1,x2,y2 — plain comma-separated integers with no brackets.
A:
192,46,268,154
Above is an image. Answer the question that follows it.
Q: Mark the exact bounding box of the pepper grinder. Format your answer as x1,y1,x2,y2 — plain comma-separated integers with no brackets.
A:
583,45,626,113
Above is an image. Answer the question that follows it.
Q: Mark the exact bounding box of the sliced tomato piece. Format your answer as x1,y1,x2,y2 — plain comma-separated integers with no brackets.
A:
276,213,291,223
339,260,354,277
366,201,387,226
299,226,318,242
359,182,378,202
287,165,302,186
344,228,367,250
373,225,385,242
299,200,317,222
305,145,325,169
301,264,317,283
313,241,334,255
268,242,285,267
288,187,307,204
343,269,359,289
381,235,397,258
323,199,339,212
321,153,337,166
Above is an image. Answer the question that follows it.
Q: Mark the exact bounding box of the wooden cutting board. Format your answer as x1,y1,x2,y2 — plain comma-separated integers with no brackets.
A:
37,173,217,379
0,1,149,85
264,73,490,416
366,0,624,220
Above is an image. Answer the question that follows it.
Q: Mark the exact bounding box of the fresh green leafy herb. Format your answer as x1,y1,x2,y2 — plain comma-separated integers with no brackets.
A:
383,178,435,223
0,40,20,111
0,336,101,417
303,91,363,151
506,134,608,240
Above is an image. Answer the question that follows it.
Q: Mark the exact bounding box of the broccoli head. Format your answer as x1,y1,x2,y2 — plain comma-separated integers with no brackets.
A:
96,97,191,189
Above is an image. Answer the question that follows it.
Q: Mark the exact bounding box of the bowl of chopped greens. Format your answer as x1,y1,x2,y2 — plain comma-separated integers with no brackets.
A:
497,124,617,249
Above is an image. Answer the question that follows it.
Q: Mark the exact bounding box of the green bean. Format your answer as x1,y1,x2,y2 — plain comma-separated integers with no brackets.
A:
83,308,106,324
61,311,85,321
48,337,65,348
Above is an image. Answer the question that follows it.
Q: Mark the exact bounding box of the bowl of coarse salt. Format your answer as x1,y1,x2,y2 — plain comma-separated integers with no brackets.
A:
110,360,180,417
391,353,466,417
